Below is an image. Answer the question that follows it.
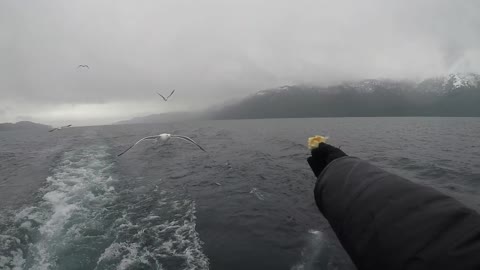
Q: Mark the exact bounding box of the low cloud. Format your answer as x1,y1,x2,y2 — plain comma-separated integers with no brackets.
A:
1,0,479,125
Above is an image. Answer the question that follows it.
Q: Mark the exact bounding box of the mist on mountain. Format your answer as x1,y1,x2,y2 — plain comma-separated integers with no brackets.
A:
210,73,480,119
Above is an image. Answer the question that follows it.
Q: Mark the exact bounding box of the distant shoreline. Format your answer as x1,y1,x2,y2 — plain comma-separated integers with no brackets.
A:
0,121,51,132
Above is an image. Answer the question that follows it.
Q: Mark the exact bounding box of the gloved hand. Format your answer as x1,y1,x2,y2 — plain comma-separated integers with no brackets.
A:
307,143,347,177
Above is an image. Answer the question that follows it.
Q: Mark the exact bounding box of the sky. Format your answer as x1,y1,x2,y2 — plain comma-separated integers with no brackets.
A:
1,0,479,126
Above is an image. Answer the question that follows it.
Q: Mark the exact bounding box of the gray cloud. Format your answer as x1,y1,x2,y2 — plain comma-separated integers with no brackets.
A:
15,115,33,122
1,0,479,125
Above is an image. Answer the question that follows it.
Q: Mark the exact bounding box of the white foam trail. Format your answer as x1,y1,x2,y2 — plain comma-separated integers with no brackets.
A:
0,234,25,270
29,146,116,270
96,200,209,270
1,144,209,270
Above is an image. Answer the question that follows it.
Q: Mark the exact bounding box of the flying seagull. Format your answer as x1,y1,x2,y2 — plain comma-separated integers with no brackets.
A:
156,89,175,101
117,133,206,157
77,65,89,69
49,124,72,132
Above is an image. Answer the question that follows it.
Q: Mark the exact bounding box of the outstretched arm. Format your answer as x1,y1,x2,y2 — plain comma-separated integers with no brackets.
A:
309,144,480,270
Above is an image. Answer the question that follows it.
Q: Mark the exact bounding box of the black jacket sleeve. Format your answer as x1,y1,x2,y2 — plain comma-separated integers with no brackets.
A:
314,157,480,270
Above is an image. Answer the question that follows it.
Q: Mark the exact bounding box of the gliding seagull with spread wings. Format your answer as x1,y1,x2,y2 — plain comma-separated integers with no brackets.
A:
49,124,72,132
77,65,89,69
156,90,175,101
117,133,206,157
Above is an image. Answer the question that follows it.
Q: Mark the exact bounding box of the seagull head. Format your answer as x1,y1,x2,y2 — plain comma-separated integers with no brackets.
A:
159,133,171,141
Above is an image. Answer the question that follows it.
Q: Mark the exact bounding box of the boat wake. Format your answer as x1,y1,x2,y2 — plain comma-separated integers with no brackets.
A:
0,145,208,270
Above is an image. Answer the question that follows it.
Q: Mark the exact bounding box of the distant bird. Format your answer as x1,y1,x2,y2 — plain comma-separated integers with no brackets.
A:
49,124,72,132
117,133,206,157
156,89,175,101
77,65,89,69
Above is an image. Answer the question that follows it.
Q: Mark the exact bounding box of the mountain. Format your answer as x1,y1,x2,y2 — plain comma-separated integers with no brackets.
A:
114,111,204,125
211,73,480,119
441,73,480,91
0,121,52,132
416,73,480,94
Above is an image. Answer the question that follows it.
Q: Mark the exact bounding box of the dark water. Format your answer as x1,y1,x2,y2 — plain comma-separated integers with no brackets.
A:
1,118,479,270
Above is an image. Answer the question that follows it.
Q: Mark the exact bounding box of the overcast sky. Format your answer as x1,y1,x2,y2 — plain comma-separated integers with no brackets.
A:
1,0,479,126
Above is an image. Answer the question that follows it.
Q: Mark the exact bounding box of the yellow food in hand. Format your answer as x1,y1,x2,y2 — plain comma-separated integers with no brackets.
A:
308,135,329,150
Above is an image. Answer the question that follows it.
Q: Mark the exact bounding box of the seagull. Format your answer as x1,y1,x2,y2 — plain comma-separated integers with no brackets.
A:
156,90,175,101
77,65,89,69
49,124,72,132
117,133,206,157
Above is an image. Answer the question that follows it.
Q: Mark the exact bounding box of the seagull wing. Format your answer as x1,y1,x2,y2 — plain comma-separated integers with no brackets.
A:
49,128,59,132
117,136,159,157
171,135,206,152
84,65,89,69
156,92,167,101
166,89,175,99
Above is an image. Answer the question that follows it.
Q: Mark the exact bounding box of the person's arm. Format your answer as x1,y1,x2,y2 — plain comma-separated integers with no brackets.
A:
308,143,480,270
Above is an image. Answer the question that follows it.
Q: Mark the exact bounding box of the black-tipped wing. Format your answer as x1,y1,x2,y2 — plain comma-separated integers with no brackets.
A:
156,92,167,101
49,128,59,132
166,89,175,99
117,144,136,157
171,135,206,152
117,136,159,157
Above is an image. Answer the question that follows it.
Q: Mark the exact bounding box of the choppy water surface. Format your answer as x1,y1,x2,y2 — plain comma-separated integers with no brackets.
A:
1,118,479,270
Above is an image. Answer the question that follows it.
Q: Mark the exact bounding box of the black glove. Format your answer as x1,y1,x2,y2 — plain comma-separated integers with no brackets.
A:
307,143,347,177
